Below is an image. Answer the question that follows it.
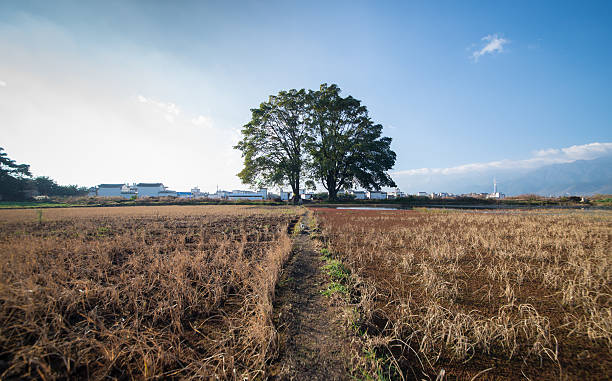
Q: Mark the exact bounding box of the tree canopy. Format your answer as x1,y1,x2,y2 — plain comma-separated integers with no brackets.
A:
234,89,311,204
0,147,87,200
0,147,32,200
308,84,396,200
234,84,397,202
0,147,31,179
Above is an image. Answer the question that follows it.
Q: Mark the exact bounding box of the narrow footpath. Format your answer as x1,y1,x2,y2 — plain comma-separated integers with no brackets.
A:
268,213,352,380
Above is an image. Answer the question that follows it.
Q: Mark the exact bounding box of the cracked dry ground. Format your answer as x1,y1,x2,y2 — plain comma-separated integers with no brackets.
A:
268,215,353,380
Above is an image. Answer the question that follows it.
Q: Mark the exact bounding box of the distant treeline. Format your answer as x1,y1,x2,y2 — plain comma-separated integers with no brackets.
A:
0,147,88,201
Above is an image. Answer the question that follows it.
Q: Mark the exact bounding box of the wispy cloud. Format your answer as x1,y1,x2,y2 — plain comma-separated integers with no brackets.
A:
191,115,213,128
137,95,180,123
471,34,509,61
393,142,612,176
0,80,7,87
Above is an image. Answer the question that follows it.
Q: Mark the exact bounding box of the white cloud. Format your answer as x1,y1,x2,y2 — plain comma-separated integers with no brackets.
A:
393,142,612,176
471,34,509,61
137,95,181,123
192,115,213,128
0,80,6,87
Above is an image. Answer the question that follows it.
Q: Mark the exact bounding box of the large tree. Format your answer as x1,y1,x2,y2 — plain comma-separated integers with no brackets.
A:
308,84,396,201
234,89,311,204
0,147,32,200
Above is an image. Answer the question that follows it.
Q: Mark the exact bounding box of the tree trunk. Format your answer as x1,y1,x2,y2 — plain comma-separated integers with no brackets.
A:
328,188,338,202
291,177,300,205
326,175,338,202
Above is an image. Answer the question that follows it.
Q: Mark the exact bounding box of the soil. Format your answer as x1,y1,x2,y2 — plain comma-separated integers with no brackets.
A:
268,214,353,380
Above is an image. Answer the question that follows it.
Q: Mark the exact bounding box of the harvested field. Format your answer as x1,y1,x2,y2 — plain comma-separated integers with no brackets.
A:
313,208,612,380
0,205,300,379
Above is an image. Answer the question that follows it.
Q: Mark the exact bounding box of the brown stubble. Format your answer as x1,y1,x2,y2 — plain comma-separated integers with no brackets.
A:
313,208,612,380
0,205,299,379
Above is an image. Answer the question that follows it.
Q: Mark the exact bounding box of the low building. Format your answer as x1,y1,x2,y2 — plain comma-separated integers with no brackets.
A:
177,192,193,199
97,184,125,197
301,193,313,200
121,188,137,199
191,187,204,198
136,183,165,198
299,189,314,201
387,189,406,199
367,190,387,200
211,190,230,199
227,188,268,200
280,189,292,201
158,190,177,197
347,190,367,200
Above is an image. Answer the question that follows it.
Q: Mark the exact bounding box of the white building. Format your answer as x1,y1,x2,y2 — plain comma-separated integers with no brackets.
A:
486,178,505,199
280,189,292,201
387,189,406,199
191,187,204,198
159,190,177,197
299,189,314,200
367,190,387,200
210,190,230,199
94,184,136,199
121,186,137,199
136,183,177,198
136,183,164,198
97,184,125,198
227,188,268,200
348,190,367,200
417,192,428,197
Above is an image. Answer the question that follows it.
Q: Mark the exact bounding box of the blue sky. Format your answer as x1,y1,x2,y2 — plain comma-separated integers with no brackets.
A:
1,1,611,192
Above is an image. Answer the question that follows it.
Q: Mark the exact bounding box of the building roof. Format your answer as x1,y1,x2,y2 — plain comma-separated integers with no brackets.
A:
98,183,124,188
136,183,164,187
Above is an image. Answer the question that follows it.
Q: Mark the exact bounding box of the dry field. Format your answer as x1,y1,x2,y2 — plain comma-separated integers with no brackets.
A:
314,208,612,380
0,205,300,379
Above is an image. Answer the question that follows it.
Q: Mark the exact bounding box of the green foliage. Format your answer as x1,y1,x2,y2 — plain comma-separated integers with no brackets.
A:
322,259,350,283
320,250,351,297
234,89,310,204
0,147,31,178
308,84,397,201
0,147,32,200
0,148,87,200
321,282,348,297
32,176,88,197
234,84,397,203
320,248,331,259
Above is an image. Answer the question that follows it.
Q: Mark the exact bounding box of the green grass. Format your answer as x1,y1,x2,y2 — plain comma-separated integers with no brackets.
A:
322,259,350,283
321,282,348,297
320,249,351,297
0,201,72,209
593,198,612,205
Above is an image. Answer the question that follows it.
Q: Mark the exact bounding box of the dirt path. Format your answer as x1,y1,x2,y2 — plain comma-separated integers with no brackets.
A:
268,214,352,380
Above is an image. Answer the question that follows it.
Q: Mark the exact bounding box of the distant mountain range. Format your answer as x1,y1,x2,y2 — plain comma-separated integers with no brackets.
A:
396,155,612,196
497,156,612,196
